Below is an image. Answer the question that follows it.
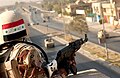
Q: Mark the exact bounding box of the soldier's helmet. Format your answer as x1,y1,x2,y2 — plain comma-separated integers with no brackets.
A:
0,10,28,44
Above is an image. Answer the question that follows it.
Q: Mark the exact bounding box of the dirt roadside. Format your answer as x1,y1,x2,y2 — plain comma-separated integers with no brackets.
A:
31,25,120,74
58,34,120,67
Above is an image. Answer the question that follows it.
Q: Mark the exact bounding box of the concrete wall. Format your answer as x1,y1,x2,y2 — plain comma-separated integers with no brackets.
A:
86,17,94,22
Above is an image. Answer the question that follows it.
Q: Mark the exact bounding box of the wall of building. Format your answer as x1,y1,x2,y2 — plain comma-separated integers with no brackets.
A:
92,3,101,15
92,3,102,22
102,3,116,16
111,0,120,3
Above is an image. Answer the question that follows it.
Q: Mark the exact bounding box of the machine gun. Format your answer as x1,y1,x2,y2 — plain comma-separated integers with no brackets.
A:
46,34,88,78
55,34,88,76
56,34,88,64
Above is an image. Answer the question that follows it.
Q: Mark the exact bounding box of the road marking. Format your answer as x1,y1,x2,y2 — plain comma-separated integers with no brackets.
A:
68,69,97,76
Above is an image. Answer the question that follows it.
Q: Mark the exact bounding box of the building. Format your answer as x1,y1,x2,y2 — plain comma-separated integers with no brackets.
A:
92,1,117,25
92,0,120,26
65,0,92,16
65,3,78,16
92,2,102,22
111,0,120,25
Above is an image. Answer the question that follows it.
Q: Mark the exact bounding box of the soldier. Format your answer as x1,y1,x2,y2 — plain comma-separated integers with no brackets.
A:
16,44,46,78
0,10,47,78
97,30,105,44
0,10,30,44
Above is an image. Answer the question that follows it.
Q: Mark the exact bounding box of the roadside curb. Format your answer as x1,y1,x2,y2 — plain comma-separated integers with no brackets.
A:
80,48,120,75
31,25,120,75
51,34,120,75
113,30,120,34
89,24,120,34
54,17,120,34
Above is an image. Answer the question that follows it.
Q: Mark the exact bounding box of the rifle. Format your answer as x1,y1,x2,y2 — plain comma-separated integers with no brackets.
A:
46,34,88,78
56,34,88,63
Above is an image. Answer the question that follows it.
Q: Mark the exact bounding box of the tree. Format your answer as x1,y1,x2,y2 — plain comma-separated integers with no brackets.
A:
53,4,62,14
41,0,77,13
67,15,89,36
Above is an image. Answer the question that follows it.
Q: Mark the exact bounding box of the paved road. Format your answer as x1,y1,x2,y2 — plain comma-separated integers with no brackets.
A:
3,2,120,52
23,5,120,52
30,14,120,53
88,27,120,52
19,5,120,77
27,26,120,78
46,19,120,52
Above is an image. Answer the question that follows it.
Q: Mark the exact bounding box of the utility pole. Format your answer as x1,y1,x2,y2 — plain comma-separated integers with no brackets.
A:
61,0,66,36
100,3,109,60
110,1,114,25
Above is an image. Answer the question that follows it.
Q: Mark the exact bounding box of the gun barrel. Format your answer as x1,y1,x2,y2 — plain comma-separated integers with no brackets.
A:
83,34,88,42
85,34,87,38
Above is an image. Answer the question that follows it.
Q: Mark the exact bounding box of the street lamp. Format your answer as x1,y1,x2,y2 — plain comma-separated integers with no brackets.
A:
60,0,67,36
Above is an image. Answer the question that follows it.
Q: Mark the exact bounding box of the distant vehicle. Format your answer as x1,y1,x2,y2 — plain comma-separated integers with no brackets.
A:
27,23,34,26
28,22,39,26
44,38,55,48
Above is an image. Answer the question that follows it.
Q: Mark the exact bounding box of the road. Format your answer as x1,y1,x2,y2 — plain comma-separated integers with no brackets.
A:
88,27,120,52
25,4,120,52
22,4,120,52
45,19,120,52
13,4,120,77
1,3,120,52
28,25,120,78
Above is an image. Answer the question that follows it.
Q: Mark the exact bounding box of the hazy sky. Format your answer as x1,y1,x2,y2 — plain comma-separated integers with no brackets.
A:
0,0,39,6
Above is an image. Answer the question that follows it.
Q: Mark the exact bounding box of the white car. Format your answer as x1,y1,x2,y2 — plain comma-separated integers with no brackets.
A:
44,38,55,48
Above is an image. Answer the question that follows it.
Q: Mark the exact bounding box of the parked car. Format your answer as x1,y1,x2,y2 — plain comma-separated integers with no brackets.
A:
44,38,55,48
